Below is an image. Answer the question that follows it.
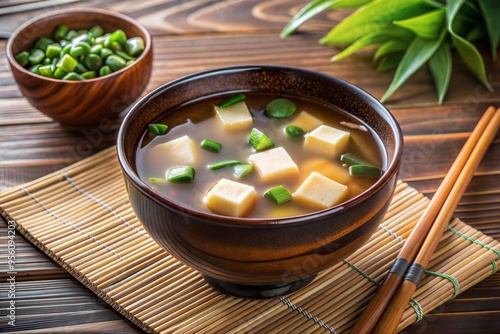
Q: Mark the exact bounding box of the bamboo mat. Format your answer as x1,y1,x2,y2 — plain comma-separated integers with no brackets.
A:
1,147,499,334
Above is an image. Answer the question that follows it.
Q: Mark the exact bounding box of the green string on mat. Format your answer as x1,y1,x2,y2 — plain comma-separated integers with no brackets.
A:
424,269,460,298
408,298,424,322
342,259,380,286
447,226,500,274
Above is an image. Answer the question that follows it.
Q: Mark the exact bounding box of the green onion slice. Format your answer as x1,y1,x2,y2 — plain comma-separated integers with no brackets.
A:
167,166,195,183
15,51,30,67
200,139,222,153
285,125,304,138
248,128,274,151
148,177,163,183
148,124,168,137
232,164,253,179
208,160,240,170
265,98,296,118
349,165,382,177
340,153,369,166
264,185,292,204
219,93,246,108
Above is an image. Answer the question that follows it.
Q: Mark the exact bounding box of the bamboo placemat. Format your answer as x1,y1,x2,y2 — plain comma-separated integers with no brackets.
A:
1,146,499,334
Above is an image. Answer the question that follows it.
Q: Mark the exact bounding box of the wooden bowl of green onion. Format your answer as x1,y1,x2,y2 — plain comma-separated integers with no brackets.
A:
6,8,153,128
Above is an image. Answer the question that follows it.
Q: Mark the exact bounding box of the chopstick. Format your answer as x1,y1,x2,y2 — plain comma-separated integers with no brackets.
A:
352,106,500,334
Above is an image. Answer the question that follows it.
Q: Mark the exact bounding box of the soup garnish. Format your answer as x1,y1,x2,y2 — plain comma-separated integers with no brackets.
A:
136,93,385,219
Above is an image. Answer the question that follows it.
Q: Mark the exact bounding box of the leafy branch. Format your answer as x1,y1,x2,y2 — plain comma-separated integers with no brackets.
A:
281,0,499,104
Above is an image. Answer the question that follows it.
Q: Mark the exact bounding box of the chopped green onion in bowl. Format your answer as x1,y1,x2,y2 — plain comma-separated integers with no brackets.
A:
248,128,274,151
167,166,195,183
14,24,146,80
264,185,292,204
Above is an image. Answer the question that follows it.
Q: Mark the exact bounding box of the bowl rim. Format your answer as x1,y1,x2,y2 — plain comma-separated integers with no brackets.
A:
117,64,404,227
5,7,152,83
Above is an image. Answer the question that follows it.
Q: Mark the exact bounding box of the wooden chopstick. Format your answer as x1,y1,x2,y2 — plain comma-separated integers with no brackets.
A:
352,106,500,334
373,107,500,333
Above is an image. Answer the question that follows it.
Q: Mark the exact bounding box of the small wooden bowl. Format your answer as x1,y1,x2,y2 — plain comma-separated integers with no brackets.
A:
6,8,153,128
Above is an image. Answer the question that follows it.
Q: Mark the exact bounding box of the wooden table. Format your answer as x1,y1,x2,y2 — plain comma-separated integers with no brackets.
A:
1,1,499,333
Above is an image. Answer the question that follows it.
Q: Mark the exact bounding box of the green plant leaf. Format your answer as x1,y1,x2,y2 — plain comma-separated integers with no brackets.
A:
280,0,372,38
381,31,445,102
393,8,446,39
429,42,452,104
478,0,500,60
374,40,410,60
320,0,437,45
332,26,412,61
332,34,390,61
424,0,446,7
465,25,486,43
450,2,482,37
377,53,404,71
447,0,493,92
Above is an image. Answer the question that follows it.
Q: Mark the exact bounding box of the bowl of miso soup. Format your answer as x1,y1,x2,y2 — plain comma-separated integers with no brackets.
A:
117,65,403,298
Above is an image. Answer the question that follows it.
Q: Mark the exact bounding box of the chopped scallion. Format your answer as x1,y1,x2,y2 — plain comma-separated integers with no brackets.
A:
200,139,222,153
14,51,30,67
232,164,253,179
167,166,195,183
219,93,246,108
265,98,296,118
148,123,168,136
349,165,382,177
264,185,292,204
148,177,163,183
340,153,368,166
248,128,274,151
208,160,240,170
285,125,304,138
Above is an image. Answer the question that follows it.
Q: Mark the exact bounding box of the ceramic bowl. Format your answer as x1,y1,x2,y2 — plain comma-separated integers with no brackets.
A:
6,8,153,128
117,65,403,298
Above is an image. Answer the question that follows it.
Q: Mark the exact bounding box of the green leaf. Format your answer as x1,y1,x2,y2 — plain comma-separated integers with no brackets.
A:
465,25,486,43
377,53,404,71
450,2,482,36
478,0,500,60
393,8,446,39
423,0,446,7
374,40,410,60
320,0,436,45
332,30,400,61
446,0,493,92
429,42,452,104
381,31,445,102
280,0,372,38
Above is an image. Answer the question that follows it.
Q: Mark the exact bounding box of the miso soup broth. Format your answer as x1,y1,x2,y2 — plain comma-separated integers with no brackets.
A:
136,92,386,219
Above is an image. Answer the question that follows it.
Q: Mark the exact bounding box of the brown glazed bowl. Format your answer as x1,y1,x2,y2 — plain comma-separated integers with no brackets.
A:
117,65,403,298
6,8,153,128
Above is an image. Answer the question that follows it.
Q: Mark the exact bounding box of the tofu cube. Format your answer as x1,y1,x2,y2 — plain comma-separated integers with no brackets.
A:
204,178,257,217
304,125,350,158
215,101,253,131
149,135,196,166
248,147,299,182
293,172,348,210
291,111,323,132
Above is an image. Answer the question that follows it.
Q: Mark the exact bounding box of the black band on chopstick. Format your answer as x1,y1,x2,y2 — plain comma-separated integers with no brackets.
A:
404,263,425,285
388,258,411,277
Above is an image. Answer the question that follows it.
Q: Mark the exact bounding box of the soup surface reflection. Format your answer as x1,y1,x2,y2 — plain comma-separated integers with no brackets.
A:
136,93,386,219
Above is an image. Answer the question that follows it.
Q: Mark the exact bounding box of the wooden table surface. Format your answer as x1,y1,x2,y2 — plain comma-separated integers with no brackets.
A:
1,1,499,333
